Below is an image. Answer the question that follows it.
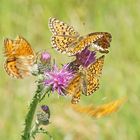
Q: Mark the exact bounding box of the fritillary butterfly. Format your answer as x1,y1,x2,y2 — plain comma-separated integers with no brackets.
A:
64,55,105,104
72,97,127,118
49,18,112,55
4,36,36,79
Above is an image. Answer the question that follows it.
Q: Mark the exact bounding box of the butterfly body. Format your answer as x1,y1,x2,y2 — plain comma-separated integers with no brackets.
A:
49,18,112,55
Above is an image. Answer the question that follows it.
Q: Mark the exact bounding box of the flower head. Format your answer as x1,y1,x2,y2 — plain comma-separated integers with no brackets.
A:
40,51,51,64
44,65,73,95
41,105,50,114
66,49,96,73
36,105,50,125
41,105,50,119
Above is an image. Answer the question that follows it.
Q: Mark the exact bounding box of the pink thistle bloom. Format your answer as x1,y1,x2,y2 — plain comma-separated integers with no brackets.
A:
40,51,51,63
44,65,73,95
66,48,96,72
76,48,96,67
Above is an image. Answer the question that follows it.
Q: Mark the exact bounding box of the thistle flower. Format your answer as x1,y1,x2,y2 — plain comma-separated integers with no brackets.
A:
44,65,73,95
66,48,96,72
36,51,52,75
40,51,51,63
36,105,50,125
41,105,50,117
76,48,96,67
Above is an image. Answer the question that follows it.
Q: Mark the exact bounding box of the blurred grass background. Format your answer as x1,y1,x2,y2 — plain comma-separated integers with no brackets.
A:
0,0,140,139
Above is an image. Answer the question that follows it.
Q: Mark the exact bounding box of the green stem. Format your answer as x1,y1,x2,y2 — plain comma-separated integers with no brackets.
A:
21,84,44,140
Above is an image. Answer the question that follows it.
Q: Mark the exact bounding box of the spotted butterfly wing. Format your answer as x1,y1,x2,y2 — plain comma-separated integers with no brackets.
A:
13,36,35,56
4,58,22,78
49,18,79,54
49,17,112,55
82,55,105,96
49,17,79,37
4,38,19,58
90,32,112,53
68,33,111,55
4,37,23,78
4,36,36,79
64,74,82,104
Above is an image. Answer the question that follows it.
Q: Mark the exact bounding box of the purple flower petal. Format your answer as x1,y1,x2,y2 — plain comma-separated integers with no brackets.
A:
41,105,49,113
44,65,74,95
40,51,51,63
76,48,96,67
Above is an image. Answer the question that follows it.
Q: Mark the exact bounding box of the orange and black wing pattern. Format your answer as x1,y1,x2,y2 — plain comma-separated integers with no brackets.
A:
82,55,105,96
49,17,112,55
4,36,35,79
64,74,82,104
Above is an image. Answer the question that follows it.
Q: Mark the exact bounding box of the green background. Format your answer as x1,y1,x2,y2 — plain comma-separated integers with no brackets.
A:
0,0,140,139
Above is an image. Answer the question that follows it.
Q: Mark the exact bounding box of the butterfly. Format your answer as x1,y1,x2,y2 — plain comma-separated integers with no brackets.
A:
64,55,105,104
4,36,36,79
49,17,112,55
72,97,127,118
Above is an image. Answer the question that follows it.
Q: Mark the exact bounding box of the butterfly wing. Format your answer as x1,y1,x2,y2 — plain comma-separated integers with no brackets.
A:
72,32,112,55
4,38,22,78
82,55,105,96
4,36,35,57
4,38,17,57
14,36,35,56
49,17,79,37
4,58,23,79
66,32,112,55
4,36,35,79
72,97,127,118
16,55,35,77
67,33,104,55
91,97,127,118
91,32,112,53
51,35,79,53
49,18,81,54
64,74,82,104
49,18,112,55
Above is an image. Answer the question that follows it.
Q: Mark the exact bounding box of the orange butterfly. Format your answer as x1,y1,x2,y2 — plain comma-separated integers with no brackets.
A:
4,36,36,79
64,55,105,104
72,97,127,118
49,18,112,55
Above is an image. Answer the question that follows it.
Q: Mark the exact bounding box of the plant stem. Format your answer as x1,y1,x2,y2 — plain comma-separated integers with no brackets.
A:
21,84,44,140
